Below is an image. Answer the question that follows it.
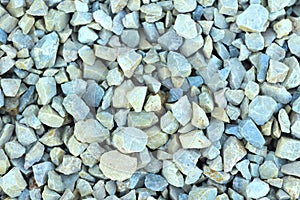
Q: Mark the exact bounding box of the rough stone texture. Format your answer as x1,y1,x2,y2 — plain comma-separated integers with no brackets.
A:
157,28,183,51
179,130,211,149
174,0,197,13
0,78,21,97
239,119,265,148
112,127,148,153
281,161,300,178
288,35,300,58
173,14,198,39
172,95,192,126
246,178,270,199
56,155,82,175
267,59,289,83
117,50,142,78
145,174,168,191
62,94,90,121
248,96,277,125
167,51,191,78
188,186,218,200
126,86,147,112
275,137,300,161
236,4,269,32
31,32,59,69
99,150,137,181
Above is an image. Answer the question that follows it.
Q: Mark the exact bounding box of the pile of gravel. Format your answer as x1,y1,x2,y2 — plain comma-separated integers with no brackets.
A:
0,0,300,199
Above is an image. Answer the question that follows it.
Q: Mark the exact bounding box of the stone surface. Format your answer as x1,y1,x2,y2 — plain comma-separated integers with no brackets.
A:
174,0,197,13
259,161,279,179
275,137,300,161
157,28,183,51
0,167,27,198
173,14,198,39
246,178,270,199
236,4,269,32
145,174,168,191
172,95,192,126
0,78,21,97
99,150,137,181
32,161,55,187
117,50,142,78
38,105,64,128
188,186,218,200
31,32,59,69
288,35,300,58
273,19,292,38
93,10,113,30
63,94,90,121
267,59,289,83
167,51,191,78
179,130,211,149
56,155,82,175
218,0,238,16
239,118,265,148
112,127,148,153
126,86,147,112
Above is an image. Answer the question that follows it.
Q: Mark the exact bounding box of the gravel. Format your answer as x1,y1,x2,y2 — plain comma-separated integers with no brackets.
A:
0,0,300,199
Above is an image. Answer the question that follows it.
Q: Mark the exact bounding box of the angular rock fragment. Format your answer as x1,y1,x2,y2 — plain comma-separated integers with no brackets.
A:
0,78,21,97
282,176,300,199
63,94,90,121
56,155,82,175
173,14,198,39
172,95,192,126
275,137,300,161
126,86,147,112
117,50,142,78
32,161,55,186
26,0,48,16
239,119,265,148
127,111,158,129
267,59,289,83
157,28,183,51
110,0,128,13
174,0,197,13
188,186,218,200
246,178,270,199
15,122,36,146
99,150,137,181
38,105,64,128
288,35,300,58
145,174,168,192
167,51,191,78
218,0,238,16
179,130,211,149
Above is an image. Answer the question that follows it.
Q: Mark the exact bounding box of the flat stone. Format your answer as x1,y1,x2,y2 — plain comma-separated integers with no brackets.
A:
173,14,198,39
76,178,93,197
218,0,238,16
180,35,204,57
112,127,148,153
172,95,192,126
188,186,218,200
282,176,300,199
179,130,211,149
99,150,137,181
239,118,265,148
39,129,63,147
223,136,247,172
67,135,87,157
18,14,35,35
44,9,69,32
38,105,64,128
42,186,60,200
0,56,15,75
93,10,113,30
0,78,20,99
31,32,59,69
261,82,292,104
48,170,64,193
0,167,27,198
174,0,197,13
144,174,168,192
236,160,251,180
267,59,289,83
248,96,277,125
24,142,45,169
26,0,48,16
110,0,128,13
225,89,244,106
36,77,57,105
144,94,162,112
167,51,191,78
117,50,142,78
245,32,264,52
62,94,90,121
273,19,292,38
74,119,109,143
236,4,269,32
126,86,147,112
288,35,300,58
32,161,55,187
15,122,37,146
275,137,300,161
259,161,279,179
157,28,183,51
94,45,118,61
160,111,179,134
246,178,270,199
78,26,98,43
127,111,158,129
56,155,82,175
4,141,25,159
78,45,95,65
0,149,10,175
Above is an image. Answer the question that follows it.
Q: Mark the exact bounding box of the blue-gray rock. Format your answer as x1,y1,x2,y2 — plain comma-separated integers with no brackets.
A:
63,94,90,121
261,82,292,104
158,28,183,51
250,53,269,83
187,76,203,87
32,161,55,187
0,28,7,44
82,80,104,107
192,5,204,21
226,58,246,89
145,174,168,191
61,79,87,97
248,96,277,125
239,118,265,148
168,88,183,102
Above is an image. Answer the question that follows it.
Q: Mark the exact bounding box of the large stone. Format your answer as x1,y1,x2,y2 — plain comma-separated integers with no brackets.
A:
0,78,21,97
173,14,198,39
117,50,142,78
26,0,48,16
62,94,90,121
157,28,183,51
223,136,247,172
167,51,191,78
188,186,218,200
239,118,265,148
31,32,59,69
126,86,147,112
248,96,277,125
174,0,197,13
74,119,109,143
172,95,192,126
267,59,289,83
112,127,148,153
236,4,269,32
93,10,113,30
246,178,270,199
0,167,27,198
99,150,137,181
275,137,300,161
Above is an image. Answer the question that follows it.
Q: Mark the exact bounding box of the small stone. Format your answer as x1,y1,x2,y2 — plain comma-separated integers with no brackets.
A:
259,161,279,179
31,32,59,69
174,0,197,13
225,89,244,106
173,14,198,39
96,111,114,130
0,167,27,198
180,35,204,57
4,141,25,159
281,161,300,178
122,11,139,29
78,26,98,43
126,86,147,112
0,28,7,44
100,150,137,181
278,109,290,133
70,12,92,26
223,136,247,172
226,58,246,89
273,19,292,38
268,0,290,12
244,81,259,100
145,174,168,191
82,80,104,108
261,82,292,104
162,160,184,187
67,135,87,157
42,186,60,200
62,39,78,63
40,129,63,147
246,178,270,199
248,96,277,125
63,94,90,121
0,149,10,175
32,161,55,187
112,127,148,153
275,137,300,161
218,0,238,16
56,155,82,175
144,94,162,112
288,34,300,58
44,9,69,32
239,118,265,148
188,186,218,200
283,57,300,89
121,29,140,48
78,45,96,65
191,102,209,129
26,0,48,16
211,107,230,123
127,111,158,129
160,111,179,134
110,0,128,13
76,178,93,197
24,142,45,169
36,77,57,105
48,170,64,193
236,4,269,32
50,147,65,166
179,130,211,149
172,95,192,126
74,119,109,143
267,59,289,83
157,28,183,51
38,105,64,128
18,14,35,35
144,126,168,150
15,122,36,146
173,149,200,175
236,160,251,180
0,78,21,97
245,32,264,52
167,51,191,78
117,50,142,78
93,10,113,30
282,176,300,199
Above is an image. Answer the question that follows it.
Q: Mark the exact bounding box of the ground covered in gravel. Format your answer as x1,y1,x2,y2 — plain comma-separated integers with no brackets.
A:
0,0,300,199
